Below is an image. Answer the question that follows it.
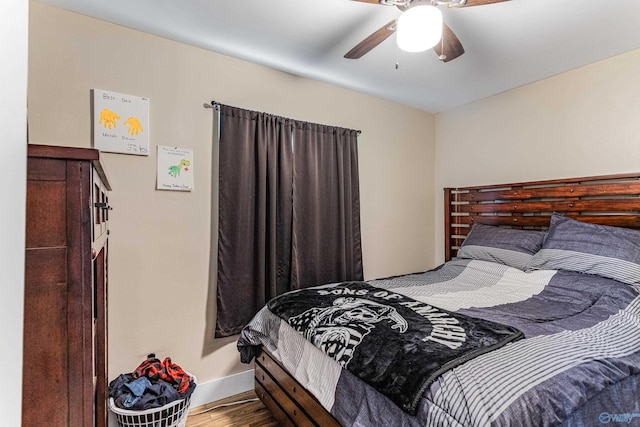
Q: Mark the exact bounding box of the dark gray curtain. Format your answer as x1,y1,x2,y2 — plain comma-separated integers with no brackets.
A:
215,105,293,337
291,122,363,289
215,105,363,337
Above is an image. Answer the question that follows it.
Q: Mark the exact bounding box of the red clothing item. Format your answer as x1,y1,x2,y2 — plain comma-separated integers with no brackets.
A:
132,354,192,394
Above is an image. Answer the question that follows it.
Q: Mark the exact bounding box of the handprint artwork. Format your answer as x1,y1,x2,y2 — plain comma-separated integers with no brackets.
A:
157,146,194,191
99,111,144,135
94,89,149,155
98,109,121,129
168,159,190,178
123,117,144,135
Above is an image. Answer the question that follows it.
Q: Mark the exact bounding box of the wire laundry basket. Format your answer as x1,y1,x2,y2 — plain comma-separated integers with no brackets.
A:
109,374,196,427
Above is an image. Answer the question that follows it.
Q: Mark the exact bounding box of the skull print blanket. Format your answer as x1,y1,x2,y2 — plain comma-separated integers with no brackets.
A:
250,281,524,415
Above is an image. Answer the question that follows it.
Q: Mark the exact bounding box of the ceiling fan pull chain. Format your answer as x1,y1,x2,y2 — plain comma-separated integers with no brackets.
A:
395,41,400,69
439,23,447,61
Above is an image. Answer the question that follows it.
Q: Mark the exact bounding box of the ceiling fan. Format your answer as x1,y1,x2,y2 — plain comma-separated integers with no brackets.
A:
345,0,509,63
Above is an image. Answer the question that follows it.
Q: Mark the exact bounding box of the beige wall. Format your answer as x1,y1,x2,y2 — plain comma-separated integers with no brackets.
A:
27,2,435,385
435,48,640,263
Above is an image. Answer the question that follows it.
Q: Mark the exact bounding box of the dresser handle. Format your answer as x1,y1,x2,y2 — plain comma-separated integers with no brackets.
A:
94,202,113,211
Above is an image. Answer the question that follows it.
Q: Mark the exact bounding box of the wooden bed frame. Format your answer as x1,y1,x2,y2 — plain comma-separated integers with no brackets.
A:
444,172,640,261
255,172,640,426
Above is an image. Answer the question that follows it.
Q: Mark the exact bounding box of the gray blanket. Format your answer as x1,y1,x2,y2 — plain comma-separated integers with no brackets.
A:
238,259,640,426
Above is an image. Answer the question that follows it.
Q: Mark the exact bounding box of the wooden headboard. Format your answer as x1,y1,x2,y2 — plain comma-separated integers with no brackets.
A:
444,173,640,261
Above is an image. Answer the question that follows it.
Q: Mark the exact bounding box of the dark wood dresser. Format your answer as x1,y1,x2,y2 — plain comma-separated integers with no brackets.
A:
23,145,111,427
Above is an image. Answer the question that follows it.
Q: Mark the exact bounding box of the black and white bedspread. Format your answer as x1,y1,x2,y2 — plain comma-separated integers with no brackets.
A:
238,259,640,426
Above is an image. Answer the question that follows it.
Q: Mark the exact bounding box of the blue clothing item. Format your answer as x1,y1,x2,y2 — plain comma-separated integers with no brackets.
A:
134,379,180,410
122,376,152,408
108,373,133,399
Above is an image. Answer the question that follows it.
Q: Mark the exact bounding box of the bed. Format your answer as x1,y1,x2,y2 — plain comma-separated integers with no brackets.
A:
237,173,640,427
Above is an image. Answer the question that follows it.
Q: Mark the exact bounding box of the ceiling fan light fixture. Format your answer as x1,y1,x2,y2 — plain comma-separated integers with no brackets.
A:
396,5,443,53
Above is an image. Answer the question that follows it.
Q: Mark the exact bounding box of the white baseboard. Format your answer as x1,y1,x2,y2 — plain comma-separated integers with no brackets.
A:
189,369,254,408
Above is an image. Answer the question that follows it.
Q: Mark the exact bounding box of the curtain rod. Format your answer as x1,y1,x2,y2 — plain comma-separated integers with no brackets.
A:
203,100,221,111
203,101,361,134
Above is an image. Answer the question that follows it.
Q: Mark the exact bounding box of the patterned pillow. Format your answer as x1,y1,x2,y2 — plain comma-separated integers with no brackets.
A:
525,213,640,285
457,223,546,270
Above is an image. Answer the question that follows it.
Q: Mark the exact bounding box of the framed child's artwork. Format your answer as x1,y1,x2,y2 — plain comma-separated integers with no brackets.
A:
93,89,149,156
157,146,194,191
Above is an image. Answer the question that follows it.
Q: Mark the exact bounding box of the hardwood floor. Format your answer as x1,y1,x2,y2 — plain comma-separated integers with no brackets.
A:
185,390,280,427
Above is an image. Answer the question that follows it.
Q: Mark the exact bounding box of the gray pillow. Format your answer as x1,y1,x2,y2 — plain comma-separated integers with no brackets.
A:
457,223,546,270
525,213,640,285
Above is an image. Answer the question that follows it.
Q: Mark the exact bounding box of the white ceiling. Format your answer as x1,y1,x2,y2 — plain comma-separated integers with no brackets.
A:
37,0,640,113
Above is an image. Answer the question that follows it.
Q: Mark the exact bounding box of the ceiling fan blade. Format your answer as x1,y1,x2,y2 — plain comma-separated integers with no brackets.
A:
344,19,397,59
351,0,384,3
433,23,464,62
455,0,509,7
